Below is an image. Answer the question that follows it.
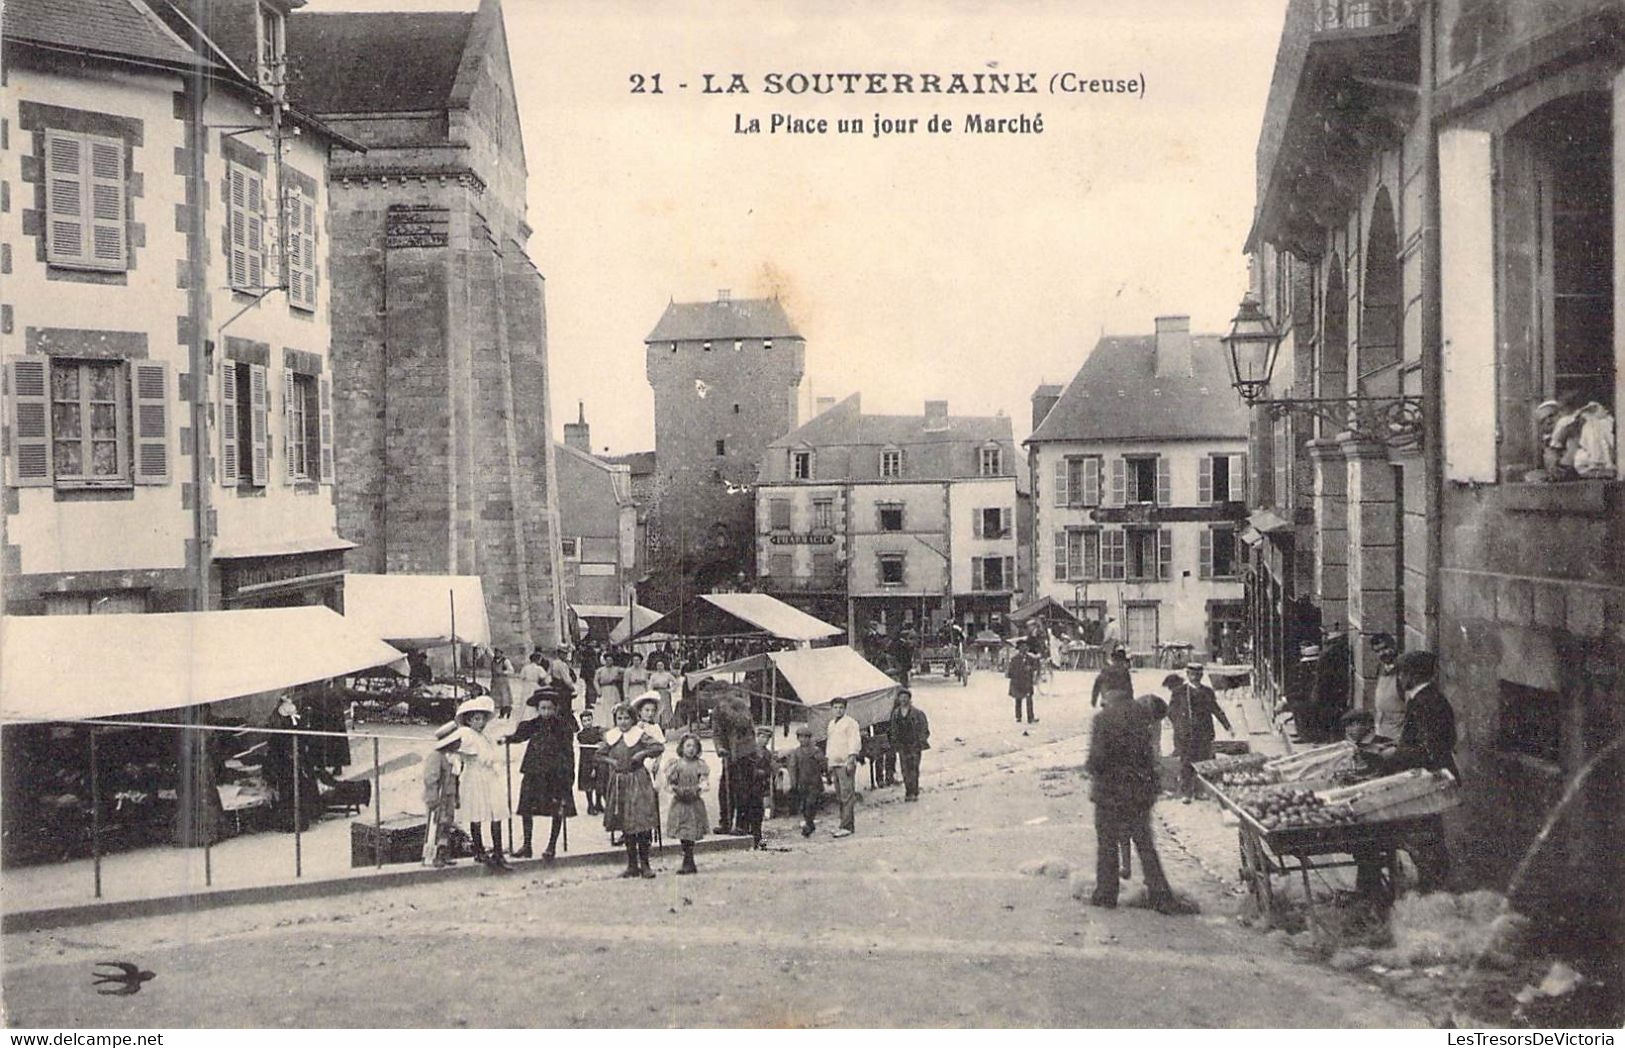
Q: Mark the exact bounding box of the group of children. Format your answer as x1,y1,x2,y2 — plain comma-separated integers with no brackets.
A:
420,686,728,877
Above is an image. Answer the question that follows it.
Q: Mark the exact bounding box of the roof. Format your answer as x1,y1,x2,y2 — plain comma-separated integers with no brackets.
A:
764,394,1018,482
0,608,402,721
342,574,491,649
1009,595,1082,626
685,645,899,734
286,11,476,114
602,451,656,474
645,298,802,342
6,0,204,70
633,593,842,642
1025,333,1250,444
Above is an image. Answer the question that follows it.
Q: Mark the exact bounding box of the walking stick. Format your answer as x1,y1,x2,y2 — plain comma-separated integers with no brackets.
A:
505,742,514,848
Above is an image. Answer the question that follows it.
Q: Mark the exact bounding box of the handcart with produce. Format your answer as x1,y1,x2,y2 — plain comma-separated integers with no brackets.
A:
1195,744,1460,925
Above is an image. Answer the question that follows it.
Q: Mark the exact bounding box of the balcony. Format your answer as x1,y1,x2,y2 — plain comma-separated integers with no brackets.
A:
1316,0,1416,32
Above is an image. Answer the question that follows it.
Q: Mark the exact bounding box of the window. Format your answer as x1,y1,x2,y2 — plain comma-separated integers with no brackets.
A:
228,162,266,291
285,185,317,310
715,438,726,457
560,537,579,559
974,556,1014,591
976,507,1011,539
764,340,773,350
1125,528,1172,580
1125,603,1160,653
1053,528,1100,581
1101,530,1126,580
734,340,743,352
1497,682,1561,765
1201,526,1239,579
733,403,740,414
812,499,833,531
881,448,903,478
812,551,836,579
257,2,285,71
1201,453,1246,503
703,341,712,352
770,553,794,578
769,498,791,530
979,445,1003,476
791,450,812,480
44,130,126,271
1055,455,1101,507
7,357,169,488
878,504,904,532
283,371,321,481
1121,456,1162,503
223,361,270,486
43,590,147,615
878,553,906,585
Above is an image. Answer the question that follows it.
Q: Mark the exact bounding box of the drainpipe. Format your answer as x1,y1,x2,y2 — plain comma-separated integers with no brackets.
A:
186,30,211,611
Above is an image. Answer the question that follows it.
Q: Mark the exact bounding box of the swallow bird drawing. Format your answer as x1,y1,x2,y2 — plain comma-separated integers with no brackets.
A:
92,961,156,996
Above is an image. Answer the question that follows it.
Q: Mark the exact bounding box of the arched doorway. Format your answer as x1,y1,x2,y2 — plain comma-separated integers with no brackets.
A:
1322,253,1349,408
1359,188,1402,396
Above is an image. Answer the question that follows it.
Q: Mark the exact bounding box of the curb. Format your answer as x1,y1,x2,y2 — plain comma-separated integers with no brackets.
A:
2,835,755,934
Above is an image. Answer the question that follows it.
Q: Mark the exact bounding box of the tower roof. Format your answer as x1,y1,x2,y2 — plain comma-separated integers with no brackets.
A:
287,11,476,114
645,297,802,342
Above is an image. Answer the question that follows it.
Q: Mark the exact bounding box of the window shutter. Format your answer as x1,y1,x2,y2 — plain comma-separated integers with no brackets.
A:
1110,458,1125,506
1066,530,1083,579
131,361,170,484
247,173,264,289
1156,457,1171,505
283,368,298,482
46,132,86,265
1200,528,1213,579
318,375,334,483
1052,458,1068,507
248,363,269,485
1053,529,1068,581
973,511,983,539
7,358,52,486
1083,457,1100,506
220,362,239,484
1083,531,1100,580
1102,530,1125,580
1198,455,1213,503
229,167,248,288
87,137,125,266
303,199,317,308
972,556,983,590
1004,557,1014,590
285,190,302,302
1158,528,1173,580
1235,454,1248,501
1000,507,1012,538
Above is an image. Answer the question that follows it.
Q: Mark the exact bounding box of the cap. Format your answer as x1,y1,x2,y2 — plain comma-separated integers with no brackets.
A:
795,724,814,736
1339,708,1376,727
1185,661,1206,673
455,695,496,719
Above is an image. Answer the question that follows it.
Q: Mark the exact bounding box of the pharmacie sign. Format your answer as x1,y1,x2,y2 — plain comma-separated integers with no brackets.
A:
769,533,836,545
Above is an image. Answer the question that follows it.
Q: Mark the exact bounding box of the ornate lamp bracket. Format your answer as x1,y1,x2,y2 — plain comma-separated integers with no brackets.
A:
1253,395,1425,449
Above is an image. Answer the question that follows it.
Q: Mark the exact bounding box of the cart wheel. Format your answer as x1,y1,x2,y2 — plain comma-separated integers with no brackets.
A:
959,661,969,686
1240,830,1275,926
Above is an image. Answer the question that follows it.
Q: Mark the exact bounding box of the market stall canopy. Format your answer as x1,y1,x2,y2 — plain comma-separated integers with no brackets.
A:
0,607,404,722
1008,595,1082,626
686,645,899,734
606,605,663,644
631,592,842,643
343,573,490,649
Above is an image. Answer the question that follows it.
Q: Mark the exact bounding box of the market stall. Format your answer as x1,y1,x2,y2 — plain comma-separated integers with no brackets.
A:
342,573,490,721
683,645,900,736
629,592,843,648
1195,744,1460,924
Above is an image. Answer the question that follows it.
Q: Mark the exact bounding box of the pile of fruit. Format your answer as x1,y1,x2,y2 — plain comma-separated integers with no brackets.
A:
1192,753,1267,777
1235,787,1360,831
1220,768,1277,787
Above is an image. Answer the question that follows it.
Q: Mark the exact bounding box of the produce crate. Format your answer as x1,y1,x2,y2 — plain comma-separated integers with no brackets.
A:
350,812,426,868
1319,769,1460,822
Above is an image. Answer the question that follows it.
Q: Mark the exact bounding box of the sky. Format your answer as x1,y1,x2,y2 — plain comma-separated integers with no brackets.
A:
322,0,1288,453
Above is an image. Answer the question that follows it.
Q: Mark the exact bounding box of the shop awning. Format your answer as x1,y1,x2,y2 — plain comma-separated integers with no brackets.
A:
1009,595,1082,625
572,604,633,621
211,533,355,559
0,607,404,722
342,573,491,649
685,645,900,734
631,593,842,643
608,604,664,644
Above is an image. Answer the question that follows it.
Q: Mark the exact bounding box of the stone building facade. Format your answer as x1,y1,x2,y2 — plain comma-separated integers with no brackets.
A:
1246,0,1624,914
555,408,636,608
641,292,805,609
287,0,566,651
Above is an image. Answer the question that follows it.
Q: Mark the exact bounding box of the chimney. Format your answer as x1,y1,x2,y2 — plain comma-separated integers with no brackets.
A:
1154,315,1193,379
815,396,836,416
1031,384,1063,429
563,401,591,453
923,400,949,432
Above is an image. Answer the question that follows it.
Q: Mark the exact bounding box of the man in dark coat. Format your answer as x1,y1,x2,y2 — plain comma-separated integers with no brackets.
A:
1085,691,1177,911
1386,650,1457,892
888,689,931,801
1167,663,1232,803
1312,629,1353,743
1091,646,1133,708
1006,644,1040,724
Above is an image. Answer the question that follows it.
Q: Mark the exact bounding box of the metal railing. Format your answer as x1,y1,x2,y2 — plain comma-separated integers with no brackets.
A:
1316,0,1416,31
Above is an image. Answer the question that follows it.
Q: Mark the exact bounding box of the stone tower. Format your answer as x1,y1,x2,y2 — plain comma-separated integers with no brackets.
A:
287,0,566,650
642,292,805,608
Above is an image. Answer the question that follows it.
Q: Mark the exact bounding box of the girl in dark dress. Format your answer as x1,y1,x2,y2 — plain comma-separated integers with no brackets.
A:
502,686,578,860
598,704,664,878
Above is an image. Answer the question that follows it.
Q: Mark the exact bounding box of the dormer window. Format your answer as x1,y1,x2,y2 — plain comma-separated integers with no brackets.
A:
979,444,1003,476
881,447,903,478
703,341,712,352
256,3,286,87
791,450,812,480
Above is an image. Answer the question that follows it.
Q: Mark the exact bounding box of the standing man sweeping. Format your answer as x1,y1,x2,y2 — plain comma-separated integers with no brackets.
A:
824,697,863,838
1085,688,1179,913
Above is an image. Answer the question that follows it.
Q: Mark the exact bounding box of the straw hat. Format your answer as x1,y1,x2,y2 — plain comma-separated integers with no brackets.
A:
456,695,496,719
433,721,462,750
631,691,661,714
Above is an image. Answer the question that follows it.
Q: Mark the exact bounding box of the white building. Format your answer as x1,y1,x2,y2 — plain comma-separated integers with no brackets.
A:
756,395,1022,639
2,0,354,614
1025,317,1250,657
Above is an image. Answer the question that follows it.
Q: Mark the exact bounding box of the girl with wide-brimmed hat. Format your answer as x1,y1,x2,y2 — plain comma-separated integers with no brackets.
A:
454,695,512,870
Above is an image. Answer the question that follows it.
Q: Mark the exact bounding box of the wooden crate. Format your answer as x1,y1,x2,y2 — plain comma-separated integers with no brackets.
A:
350,813,426,868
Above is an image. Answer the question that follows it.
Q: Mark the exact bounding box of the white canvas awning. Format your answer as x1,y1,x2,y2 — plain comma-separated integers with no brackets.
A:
632,592,842,643
685,644,900,735
0,607,404,722
608,605,663,644
343,573,491,649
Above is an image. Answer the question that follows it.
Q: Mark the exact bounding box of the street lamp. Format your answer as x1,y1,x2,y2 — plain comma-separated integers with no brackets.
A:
1219,290,1426,449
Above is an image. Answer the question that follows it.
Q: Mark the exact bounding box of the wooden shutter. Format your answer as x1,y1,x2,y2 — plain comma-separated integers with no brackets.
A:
7,358,52,486
1066,530,1083,580
229,167,249,288
303,198,318,308
1052,530,1068,581
1003,557,1014,590
247,173,264,288
971,556,983,590
87,137,125,267
318,375,334,483
1102,530,1125,580
46,132,86,265
1109,458,1125,506
220,362,239,484
1082,531,1100,580
131,361,170,484
1156,456,1171,505
285,189,302,302
1083,457,1100,506
972,510,983,539
283,369,298,482
1439,128,1497,482
1234,454,1248,501
1158,528,1173,580
1198,454,1213,503
1052,457,1068,507
1199,528,1213,579
1000,507,1012,538
248,363,269,485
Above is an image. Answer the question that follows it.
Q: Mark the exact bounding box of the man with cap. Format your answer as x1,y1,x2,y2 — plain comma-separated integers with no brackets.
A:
785,723,828,837
1007,641,1042,726
1167,662,1232,804
1086,684,1179,912
1092,646,1134,708
824,697,863,838
888,689,931,801
1386,650,1457,892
